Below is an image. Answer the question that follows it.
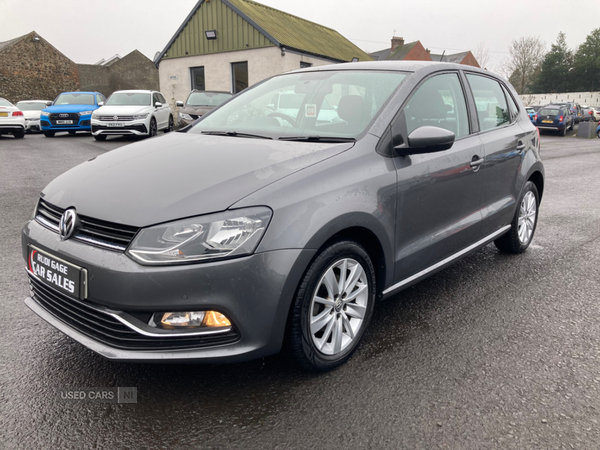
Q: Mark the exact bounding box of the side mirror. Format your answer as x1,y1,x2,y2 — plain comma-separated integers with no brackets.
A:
266,103,275,111
176,101,184,108
46,101,53,106
395,126,455,156
98,102,104,107
154,102,162,108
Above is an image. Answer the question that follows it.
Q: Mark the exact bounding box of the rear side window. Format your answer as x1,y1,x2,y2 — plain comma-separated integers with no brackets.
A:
158,93,167,104
466,74,510,131
503,86,519,122
404,72,470,139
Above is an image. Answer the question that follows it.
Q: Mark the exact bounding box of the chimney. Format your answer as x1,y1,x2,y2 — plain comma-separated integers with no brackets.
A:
426,48,431,54
391,36,404,51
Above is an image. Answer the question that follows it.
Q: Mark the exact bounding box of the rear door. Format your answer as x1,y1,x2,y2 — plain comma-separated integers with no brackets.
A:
465,73,530,235
391,71,486,281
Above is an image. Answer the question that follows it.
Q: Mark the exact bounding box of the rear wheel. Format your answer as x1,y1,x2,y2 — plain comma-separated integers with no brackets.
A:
165,115,174,133
288,240,376,372
94,134,107,141
560,126,566,136
43,131,55,138
13,130,25,139
494,181,539,254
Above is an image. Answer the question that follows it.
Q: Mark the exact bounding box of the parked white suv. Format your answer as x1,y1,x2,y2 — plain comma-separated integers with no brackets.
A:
16,100,51,133
91,90,174,141
0,97,26,138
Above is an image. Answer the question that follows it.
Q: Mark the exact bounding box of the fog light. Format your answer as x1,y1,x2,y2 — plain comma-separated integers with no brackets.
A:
151,310,231,329
160,311,205,327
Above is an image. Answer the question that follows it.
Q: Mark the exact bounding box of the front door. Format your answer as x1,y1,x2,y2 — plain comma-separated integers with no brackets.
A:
391,72,486,282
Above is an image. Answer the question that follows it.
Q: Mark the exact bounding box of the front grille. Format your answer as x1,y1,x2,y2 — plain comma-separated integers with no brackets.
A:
49,113,80,126
35,198,140,252
29,275,240,351
92,124,147,134
98,115,135,122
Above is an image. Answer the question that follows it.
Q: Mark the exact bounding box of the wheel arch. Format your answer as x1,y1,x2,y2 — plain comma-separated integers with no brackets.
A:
528,170,544,201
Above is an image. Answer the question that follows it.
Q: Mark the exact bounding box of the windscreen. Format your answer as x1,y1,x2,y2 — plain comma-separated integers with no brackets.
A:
189,70,407,139
54,94,95,106
186,92,232,107
0,98,13,107
16,102,46,111
106,92,152,106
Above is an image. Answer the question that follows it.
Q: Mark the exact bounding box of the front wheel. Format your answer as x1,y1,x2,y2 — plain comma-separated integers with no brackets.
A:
93,134,107,141
43,131,55,138
494,181,539,254
148,118,157,138
288,240,376,372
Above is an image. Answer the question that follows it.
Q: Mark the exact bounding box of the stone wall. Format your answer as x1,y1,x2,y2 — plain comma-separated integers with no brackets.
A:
0,32,79,103
78,50,159,98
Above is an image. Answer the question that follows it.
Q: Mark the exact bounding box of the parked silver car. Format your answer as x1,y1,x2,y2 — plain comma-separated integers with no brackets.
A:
22,61,544,372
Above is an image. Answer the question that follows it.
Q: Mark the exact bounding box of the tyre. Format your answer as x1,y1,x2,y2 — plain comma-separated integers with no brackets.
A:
13,130,25,139
43,131,55,138
560,126,566,136
165,115,174,133
597,130,600,139
494,181,539,254
94,134,107,141
68,131,76,135
288,240,376,372
148,118,157,138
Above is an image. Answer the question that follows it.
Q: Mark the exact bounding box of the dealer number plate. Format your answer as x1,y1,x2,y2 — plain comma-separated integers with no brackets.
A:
542,120,553,123
56,120,73,124
27,245,87,299
0,112,8,117
107,123,124,127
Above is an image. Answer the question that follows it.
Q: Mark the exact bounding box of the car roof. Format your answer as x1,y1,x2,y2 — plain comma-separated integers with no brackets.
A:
58,91,100,95
189,90,232,95
112,90,155,94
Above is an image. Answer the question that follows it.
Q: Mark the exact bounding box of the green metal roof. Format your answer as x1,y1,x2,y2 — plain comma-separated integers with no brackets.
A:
157,0,372,63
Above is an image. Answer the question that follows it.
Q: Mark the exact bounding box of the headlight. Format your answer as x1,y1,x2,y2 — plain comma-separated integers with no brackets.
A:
91,112,99,119
179,113,193,121
126,207,272,265
79,110,94,116
132,113,149,120
40,111,49,116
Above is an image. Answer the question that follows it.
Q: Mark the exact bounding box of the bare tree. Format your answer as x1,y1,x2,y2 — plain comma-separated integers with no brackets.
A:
474,42,491,69
503,36,546,94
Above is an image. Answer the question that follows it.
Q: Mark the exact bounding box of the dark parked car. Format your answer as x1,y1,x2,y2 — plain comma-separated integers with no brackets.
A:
552,101,582,123
22,61,544,372
176,90,232,127
535,105,574,135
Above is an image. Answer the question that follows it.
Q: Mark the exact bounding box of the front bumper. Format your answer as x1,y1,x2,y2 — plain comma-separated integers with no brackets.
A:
22,219,314,363
41,114,91,131
25,119,40,132
91,118,149,136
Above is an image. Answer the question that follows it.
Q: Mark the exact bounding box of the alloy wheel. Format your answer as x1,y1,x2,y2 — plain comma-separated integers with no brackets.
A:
518,191,537,244
309,258,369,356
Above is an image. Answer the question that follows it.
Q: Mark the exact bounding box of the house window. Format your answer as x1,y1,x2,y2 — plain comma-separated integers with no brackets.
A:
300,62,312,69
190,67,205,91
231,61,248,94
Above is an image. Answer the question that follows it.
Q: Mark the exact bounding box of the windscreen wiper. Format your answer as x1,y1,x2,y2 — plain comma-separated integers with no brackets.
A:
201,131,273,139
278,135,356,143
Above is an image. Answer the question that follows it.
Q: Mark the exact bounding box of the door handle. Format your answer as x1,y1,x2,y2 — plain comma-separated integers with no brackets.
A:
470,156,484,172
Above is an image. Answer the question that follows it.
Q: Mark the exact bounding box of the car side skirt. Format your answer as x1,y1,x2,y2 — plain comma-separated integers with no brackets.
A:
382,225,511,297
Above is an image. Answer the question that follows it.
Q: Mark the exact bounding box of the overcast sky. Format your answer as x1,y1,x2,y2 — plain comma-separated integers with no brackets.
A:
1,0,599,70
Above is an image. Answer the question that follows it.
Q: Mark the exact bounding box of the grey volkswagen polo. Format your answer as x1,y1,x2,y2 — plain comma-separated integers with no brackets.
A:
22,61,544,372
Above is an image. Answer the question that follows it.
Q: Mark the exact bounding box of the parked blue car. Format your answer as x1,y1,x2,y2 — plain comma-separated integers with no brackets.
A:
535,105,574,136
526,107,537,124
41,91,106,137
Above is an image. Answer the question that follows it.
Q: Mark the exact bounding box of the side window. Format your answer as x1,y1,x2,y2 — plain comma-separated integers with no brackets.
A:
96,94,105,104
152,93,160,105
502,85,519,122
158,93,167,104
404,72,470,139
466,74,510,131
